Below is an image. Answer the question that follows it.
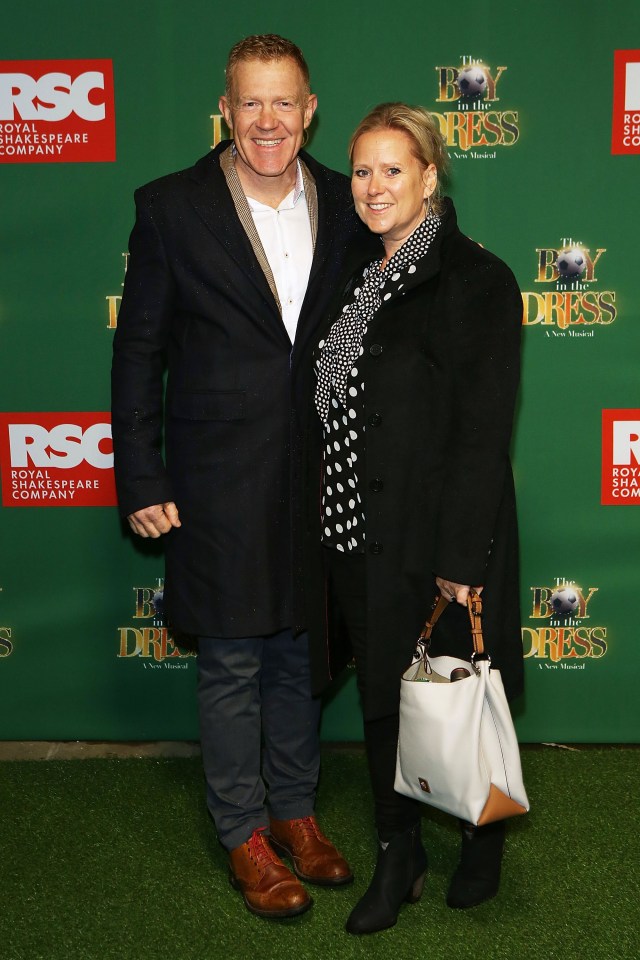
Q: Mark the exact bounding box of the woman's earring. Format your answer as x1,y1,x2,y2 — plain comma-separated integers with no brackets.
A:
425,195,433,219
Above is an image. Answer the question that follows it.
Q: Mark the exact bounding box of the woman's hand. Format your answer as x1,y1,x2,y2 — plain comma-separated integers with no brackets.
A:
435,577,483,606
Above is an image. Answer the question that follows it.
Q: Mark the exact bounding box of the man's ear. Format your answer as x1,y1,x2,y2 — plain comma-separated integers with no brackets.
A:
219,96,233,130
303,94,318,129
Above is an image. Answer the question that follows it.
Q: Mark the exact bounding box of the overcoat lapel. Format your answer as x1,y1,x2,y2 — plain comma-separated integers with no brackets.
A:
186,146,283,326
220,145,282,312
292,150,346,367
303,153,345,296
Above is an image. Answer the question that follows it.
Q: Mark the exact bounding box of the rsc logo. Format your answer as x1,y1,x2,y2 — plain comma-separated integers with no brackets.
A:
8,423,113,469
0,70,106,121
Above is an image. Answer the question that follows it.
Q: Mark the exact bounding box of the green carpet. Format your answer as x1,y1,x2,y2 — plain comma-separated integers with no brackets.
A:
1,747,637,960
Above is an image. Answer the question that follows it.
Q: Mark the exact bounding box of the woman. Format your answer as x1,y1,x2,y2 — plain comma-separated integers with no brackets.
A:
297,102,523,934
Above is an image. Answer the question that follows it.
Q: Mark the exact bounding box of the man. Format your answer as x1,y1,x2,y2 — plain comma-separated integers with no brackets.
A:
111,35,371,919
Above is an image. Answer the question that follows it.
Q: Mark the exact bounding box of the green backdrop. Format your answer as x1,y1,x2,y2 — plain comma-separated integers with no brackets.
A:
1,1,639,742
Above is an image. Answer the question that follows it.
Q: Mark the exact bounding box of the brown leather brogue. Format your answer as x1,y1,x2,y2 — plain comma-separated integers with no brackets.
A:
269,816,353,886
229,828,312,918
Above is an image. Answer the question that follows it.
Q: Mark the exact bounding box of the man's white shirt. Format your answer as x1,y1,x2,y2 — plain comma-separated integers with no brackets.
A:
246,160,313,343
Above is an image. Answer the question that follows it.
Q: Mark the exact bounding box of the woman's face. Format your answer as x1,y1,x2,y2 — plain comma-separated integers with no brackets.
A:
351,128,437,255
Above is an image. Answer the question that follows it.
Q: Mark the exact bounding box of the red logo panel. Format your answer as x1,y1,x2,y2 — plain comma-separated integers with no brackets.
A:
611,50,640,155
0,59,115,162
601,409,640,505
0,413,117,507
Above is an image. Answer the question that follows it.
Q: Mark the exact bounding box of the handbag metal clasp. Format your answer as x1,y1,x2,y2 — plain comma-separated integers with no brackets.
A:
415,639,433,674
470,650,491,674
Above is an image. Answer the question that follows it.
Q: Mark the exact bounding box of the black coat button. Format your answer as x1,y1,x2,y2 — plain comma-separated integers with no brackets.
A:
369,542,383,555
369,413,382,427
369,478,384,493
369,343,383,356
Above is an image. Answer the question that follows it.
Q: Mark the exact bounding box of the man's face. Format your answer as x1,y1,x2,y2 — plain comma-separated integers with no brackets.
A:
219,58,317,189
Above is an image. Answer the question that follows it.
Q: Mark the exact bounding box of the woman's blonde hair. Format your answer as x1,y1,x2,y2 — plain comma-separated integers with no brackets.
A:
348,102,449,215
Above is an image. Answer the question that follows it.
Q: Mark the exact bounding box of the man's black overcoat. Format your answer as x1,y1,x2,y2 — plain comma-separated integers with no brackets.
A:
295,200,525,719
111,141,372,638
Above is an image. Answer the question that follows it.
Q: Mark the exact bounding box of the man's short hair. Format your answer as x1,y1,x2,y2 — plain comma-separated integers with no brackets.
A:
225,34,311,103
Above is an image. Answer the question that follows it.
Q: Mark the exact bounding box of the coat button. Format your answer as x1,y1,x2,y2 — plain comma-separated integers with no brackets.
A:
369,413,382,427
369,343,383,356
369,542,383,555
369,478,384,493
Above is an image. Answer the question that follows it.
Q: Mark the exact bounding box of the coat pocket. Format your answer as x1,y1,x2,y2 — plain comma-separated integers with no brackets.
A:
169,390,246,421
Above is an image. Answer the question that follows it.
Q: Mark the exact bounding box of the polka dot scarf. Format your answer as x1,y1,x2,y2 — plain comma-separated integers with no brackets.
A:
315,213,440,425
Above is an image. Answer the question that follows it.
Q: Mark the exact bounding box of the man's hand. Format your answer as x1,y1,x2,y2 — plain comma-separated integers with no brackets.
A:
127,502,181,539
435,577,483,606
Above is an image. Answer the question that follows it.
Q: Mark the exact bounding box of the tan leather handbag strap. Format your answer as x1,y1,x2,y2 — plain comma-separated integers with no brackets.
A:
418,590,486,657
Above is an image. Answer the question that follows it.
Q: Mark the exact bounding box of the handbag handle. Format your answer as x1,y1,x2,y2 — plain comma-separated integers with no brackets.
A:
418,590,486,659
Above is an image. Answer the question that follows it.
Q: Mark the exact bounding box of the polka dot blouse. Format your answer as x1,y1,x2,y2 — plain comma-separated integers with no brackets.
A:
315,214,441,553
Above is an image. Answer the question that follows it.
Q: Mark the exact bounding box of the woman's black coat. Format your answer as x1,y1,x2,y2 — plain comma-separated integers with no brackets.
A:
294,199,524,721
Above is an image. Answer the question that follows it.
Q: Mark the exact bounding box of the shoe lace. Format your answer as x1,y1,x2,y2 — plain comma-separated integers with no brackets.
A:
247,828,277,868
294,816,327,842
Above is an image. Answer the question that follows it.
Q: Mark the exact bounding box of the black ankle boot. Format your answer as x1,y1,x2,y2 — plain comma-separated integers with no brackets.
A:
446,819,505,909
345,823,427,935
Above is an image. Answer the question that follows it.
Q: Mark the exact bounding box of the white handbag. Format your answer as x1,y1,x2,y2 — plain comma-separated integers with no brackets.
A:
394,591,529,826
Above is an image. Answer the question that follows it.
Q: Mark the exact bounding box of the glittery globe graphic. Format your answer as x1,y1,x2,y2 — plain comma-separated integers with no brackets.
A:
556,247,586,279
457,65,488,98
152,589,165,620
550,587,579,617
